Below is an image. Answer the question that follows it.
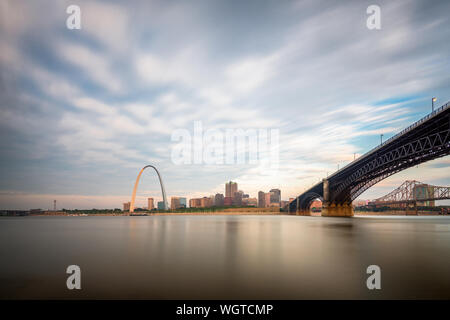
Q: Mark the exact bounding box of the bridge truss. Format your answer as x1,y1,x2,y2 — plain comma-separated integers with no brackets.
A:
369,180,450,206
289,100,450,215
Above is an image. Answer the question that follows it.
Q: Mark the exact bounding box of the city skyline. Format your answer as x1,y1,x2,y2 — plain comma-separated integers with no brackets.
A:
128,181,283,210
1,0,450,210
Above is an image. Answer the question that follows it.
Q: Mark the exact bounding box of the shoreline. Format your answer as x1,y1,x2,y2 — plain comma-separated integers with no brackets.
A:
28,212,286,217
5,211,448,217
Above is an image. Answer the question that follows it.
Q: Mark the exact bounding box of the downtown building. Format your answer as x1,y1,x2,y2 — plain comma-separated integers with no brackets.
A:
189,197,213,208
225,181,238,198
157,201,165,210
233,191,243,206
265,193,272,207
171,197,187,209
270,189,281,205
258,189,282,208
148,198,154,210
224,197,233,206
258,191,265,208
243,197,258,207
171,197,181,209
214,193,224,206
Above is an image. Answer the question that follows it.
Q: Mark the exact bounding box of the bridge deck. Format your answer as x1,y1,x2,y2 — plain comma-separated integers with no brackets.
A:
290,101,450,213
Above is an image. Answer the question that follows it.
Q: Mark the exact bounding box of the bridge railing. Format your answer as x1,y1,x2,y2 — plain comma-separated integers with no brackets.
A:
380,101,450,149
296,101,450,200
328,100,450,179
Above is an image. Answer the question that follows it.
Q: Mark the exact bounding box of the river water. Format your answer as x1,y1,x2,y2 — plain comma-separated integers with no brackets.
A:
1,215,450,299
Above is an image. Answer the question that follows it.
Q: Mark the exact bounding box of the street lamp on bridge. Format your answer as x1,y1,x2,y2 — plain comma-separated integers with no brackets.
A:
432,97,437,112
380,134,384,145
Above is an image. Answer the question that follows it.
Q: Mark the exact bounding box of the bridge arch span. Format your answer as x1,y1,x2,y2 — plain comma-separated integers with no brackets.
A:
289,101,450,216
300,192,323,209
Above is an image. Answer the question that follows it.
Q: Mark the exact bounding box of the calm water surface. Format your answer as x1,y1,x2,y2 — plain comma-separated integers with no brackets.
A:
1,215,450,299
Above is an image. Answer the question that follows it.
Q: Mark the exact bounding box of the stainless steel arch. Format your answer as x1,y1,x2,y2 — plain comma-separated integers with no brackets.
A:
130,165,167,213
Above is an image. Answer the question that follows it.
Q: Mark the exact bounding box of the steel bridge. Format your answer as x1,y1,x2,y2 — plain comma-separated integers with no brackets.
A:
368,180,450,206
289,101,450,216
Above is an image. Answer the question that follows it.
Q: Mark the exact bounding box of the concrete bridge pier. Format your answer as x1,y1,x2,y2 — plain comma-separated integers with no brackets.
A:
321,202,353,217
295,197,310,215
321,178,353,217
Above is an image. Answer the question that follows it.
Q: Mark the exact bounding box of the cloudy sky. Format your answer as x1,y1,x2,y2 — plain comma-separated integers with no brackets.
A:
1,0,449,209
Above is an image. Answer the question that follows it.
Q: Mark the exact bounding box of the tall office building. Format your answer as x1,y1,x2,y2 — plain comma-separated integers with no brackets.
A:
258,191,265,208
224,197,233,206
233,191,243,206
157,201,165,210
123,202,131,212
225,181,238,198
215,193,224,206
171,197,181,209
270,189,281,204
148,198,154,210
265,193,271,208
179,197,187,208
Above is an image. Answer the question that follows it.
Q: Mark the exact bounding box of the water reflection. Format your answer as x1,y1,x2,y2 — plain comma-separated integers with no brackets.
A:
0,215,449,299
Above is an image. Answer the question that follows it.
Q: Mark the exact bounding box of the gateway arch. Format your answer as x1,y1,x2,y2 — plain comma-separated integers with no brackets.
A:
130,165,168,213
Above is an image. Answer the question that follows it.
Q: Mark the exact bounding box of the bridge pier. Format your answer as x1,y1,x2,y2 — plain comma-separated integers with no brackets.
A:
289,103,450,219
321,202,354,217
321,178,353,217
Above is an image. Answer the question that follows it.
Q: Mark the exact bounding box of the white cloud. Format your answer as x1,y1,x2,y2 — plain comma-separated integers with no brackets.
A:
225,55,278,93
81,1,131,53
1,0,450,208
124,103,155,121
72,97,116,115
58,42,123,93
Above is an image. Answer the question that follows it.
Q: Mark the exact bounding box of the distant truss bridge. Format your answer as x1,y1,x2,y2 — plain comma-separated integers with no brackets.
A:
369,180,450,206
